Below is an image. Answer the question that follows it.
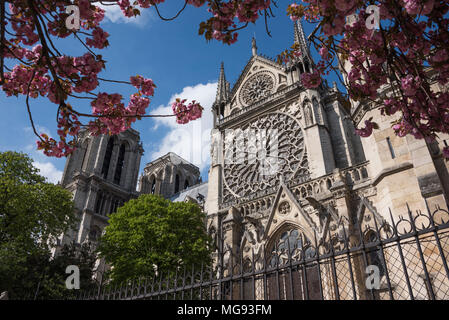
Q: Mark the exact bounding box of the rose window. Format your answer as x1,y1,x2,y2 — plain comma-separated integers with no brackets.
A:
222,112,309,202
240,72,275,106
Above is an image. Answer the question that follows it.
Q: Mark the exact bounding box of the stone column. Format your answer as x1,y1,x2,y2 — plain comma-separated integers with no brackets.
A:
77,183,98,243
205,129,223,215
221,207,242,299
330,168,367,299
221,208,241,271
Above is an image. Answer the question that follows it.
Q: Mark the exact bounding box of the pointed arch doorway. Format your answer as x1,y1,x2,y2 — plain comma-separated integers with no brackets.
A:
265,224,322,300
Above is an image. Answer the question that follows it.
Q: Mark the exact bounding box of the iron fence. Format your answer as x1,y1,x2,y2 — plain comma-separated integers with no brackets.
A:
76,202,449,300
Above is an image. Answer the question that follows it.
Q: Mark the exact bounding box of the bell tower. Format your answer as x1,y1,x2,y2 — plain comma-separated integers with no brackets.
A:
57,128,144,248
138,152,201,199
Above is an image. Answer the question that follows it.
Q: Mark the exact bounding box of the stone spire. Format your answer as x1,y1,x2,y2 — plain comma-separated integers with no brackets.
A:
294,19,311,59
215,62,229,104
251,37,258,56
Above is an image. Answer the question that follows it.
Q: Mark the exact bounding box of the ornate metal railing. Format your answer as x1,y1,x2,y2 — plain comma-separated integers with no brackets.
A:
73,201,449,300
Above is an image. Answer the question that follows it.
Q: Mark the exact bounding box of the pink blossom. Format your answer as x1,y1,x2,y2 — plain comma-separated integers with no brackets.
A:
300,71,321,89
356,120,376,137
443,146,449,158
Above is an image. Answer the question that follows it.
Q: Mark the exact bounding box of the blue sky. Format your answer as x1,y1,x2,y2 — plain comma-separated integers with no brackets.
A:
0,2,323,185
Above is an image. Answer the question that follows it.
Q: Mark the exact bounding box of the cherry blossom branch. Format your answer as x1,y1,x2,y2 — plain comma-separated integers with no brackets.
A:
153,1,188,22
25,69,44,142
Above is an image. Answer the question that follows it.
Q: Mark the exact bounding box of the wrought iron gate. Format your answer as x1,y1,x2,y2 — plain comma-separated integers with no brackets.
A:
77,203,449,300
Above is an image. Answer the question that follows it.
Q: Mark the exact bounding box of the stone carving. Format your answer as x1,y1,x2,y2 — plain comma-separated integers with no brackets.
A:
240,215,266,269
278,201,291,215
240,71,275,106
312,98,322,124
222,112,310,202
209,226,217,248
283,101,301,117
267,228,313,266
210,129,222,166
304,102,313,126
221,242,234,274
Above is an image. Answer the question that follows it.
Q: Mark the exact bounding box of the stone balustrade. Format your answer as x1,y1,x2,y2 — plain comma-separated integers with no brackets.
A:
219,161,371,212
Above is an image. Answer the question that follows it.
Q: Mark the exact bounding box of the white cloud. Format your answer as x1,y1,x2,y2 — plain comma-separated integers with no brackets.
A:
150,82,217,172
24,125,51,137
98,4,153,27
21,126,64,184
33,161,63,184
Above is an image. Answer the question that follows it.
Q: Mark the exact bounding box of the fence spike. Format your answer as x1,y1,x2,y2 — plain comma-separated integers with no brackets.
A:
388,208,399,236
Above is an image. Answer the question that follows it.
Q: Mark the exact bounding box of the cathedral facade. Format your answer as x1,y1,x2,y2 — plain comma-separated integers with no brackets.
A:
57,20,449,299
203,21,449,299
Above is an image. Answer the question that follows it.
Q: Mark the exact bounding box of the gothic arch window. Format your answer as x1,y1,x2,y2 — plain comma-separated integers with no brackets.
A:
222,112,309,202
175,174,180,193
109,199,115,215
233,135,237,164
113,143,126,185
150,175,156,194
81,138,90,171
265,224,320,300
266,135,271,160
165,165,172,181
101,136,115,179
266,227,314,267
109,197,124,215
95,191,103,214
305,62,311,73
184,179,189,189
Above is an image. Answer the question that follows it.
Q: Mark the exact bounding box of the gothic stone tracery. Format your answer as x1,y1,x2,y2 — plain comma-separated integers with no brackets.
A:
222,110,310,203
239,71,275,106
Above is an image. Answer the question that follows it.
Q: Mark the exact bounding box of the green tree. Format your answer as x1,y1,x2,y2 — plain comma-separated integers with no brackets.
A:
7,241,98,300
98,194,212,285
0,151,80,298
39,241,98,299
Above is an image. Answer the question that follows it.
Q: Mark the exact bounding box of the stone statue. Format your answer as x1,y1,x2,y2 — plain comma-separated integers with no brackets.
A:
210,129,222,166
221,242,233,274
304,103,313,126
241,215,266,269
